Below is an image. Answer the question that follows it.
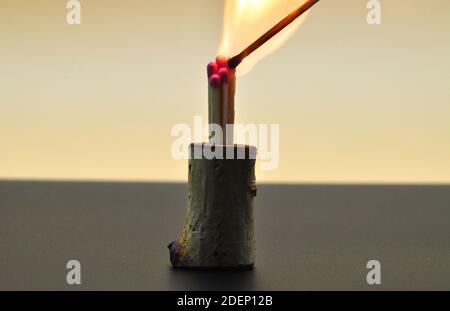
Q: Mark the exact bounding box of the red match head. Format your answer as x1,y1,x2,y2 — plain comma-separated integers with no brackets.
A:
218,68,228,83
215,55,228,69
209,74,221,88
207,61,218,78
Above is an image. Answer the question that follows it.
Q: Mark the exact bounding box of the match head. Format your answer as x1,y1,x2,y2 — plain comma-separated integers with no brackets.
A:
209,74,221,88
218,68,229,83
207,61,218,78
215,55,228,69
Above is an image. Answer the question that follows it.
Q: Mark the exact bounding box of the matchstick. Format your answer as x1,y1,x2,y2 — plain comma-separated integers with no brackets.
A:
208,74,222,141
227,68,236,143
207,61,219,129
218,68,229,145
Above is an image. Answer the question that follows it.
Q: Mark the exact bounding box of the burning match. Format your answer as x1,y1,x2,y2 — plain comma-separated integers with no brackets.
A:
228,0,320,69
169,0,321,269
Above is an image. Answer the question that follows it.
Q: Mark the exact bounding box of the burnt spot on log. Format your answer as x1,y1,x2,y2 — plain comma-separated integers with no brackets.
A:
168,240,181,266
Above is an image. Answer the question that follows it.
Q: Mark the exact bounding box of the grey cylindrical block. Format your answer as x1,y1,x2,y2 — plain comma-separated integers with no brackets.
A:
169,143,257,269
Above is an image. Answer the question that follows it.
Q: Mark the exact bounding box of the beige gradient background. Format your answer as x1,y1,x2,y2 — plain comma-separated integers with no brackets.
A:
1,0,449,183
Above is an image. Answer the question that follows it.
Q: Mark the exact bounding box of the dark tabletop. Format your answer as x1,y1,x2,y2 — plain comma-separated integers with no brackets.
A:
0,181,449,290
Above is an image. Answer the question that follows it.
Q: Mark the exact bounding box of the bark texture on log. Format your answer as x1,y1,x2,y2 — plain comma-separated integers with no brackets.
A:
169,144,257,269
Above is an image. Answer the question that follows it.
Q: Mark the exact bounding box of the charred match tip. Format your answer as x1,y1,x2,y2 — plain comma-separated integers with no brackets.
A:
216,55,228,69
227,56,241,70
207,61,218,78
210,74,221,88
218,68,229,83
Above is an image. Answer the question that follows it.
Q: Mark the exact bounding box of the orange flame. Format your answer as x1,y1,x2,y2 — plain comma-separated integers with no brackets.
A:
219,0,310,76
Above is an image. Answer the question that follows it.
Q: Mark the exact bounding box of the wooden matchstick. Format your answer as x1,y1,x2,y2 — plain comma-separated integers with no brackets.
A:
228,68,236,139
208,74,222,141
207,61,219,128
218,68,229,145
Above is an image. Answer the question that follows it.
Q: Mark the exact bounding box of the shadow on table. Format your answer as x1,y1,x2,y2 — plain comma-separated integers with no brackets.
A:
167,266,257,291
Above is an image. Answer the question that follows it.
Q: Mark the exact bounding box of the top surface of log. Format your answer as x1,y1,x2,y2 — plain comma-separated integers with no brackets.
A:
189,143,257,160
